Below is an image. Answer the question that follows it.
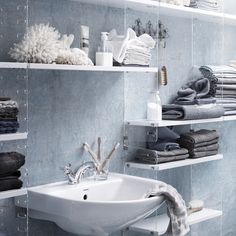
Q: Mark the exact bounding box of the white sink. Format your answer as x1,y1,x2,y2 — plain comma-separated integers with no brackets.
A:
27,173,164,236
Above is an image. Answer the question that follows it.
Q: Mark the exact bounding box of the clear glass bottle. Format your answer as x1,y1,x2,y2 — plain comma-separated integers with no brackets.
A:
147,91,162,121
96,32,113,67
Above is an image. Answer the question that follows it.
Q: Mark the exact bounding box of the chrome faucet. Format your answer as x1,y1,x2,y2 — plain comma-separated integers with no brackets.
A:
63,161,96,185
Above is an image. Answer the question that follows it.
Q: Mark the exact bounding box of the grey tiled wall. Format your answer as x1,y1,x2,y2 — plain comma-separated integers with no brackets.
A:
0,0,236,235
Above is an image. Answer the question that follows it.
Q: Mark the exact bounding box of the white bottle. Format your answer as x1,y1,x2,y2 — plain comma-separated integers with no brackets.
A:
96,32,113,67
147,91,162,121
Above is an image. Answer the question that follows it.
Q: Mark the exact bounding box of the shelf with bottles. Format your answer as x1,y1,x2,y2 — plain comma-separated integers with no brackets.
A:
127,208,222,235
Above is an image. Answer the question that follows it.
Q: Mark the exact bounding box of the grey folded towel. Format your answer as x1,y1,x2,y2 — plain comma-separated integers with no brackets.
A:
146,182,189,236
162,104,224,120
178,138,218,149
135,148,189,164
175,98,216,105
178,129,219,145
150,142,180,151
216,89,236,95
192,143,219,153
216,84,236,90
224,110,236,116
190,150,218,159
216,78,236,84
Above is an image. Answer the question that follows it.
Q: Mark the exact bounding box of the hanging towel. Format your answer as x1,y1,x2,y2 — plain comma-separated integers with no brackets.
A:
146,182,190,236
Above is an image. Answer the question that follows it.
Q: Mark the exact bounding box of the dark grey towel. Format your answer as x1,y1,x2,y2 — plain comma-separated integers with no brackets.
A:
162,104,224,120
179,129,219,143
0,178,23,192
179,138,218,149
135,148,189,164
192,143,219,153
190,150,218,159
0,152,25,175
150,142,180,151
0,171,21,178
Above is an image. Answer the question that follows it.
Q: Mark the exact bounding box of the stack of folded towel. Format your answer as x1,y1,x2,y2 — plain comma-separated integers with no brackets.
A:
162,66,225,120
0,152,25,191
177,129,219,158
200,65,236,116
135,127,189,164
109,28,156,66
189,0,221,12
0,98,19,134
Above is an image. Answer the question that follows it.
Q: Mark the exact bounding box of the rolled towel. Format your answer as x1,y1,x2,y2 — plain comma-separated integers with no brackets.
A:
0,152,25,175
162,104,224,120
0,178,23,192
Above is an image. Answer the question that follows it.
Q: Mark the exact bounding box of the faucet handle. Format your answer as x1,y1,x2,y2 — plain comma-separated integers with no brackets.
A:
62,163,73,175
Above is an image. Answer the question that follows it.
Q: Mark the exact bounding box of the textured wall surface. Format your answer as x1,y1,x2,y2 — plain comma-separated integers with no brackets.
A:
0,0,236,235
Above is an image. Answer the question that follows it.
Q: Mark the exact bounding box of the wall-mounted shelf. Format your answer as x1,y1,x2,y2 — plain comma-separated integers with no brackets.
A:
0,132,28,142
0,62,158,73
75,0,236,25
125,154,223,171
0,188,27,200
128,208,222,235
125,115,236,127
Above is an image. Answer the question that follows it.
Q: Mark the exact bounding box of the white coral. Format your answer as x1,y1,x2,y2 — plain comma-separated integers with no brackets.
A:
9,24,94,66
9,24,61,64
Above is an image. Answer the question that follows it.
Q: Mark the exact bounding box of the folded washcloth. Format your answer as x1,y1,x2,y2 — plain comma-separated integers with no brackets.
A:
162,104,224,120
135,148,189,164
0,152,25,175
0,178,23,192
146,182,190,236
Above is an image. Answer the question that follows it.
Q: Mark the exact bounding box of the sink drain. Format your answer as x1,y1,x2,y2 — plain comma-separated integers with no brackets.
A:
83,194,88,200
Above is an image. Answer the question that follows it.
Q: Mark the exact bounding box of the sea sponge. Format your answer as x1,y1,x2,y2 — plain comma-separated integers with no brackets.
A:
9,24,94,66
9,24,61,64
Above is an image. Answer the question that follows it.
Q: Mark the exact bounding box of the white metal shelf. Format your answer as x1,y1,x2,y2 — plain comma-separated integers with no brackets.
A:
0,132,28,142
128,208,222,235
125,115,236,127
0,62,158,73
0,188,27,200
126,154,223,171
74,0,236,25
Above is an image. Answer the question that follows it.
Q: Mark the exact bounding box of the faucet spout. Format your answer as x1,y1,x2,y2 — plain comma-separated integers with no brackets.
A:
64,161,97,185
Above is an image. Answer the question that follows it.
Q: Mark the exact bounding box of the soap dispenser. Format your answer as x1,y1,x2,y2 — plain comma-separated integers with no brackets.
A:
147,91,162,121
96,32,113,67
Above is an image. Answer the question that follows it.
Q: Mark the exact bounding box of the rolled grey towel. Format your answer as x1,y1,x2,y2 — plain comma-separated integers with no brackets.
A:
162,104,224,120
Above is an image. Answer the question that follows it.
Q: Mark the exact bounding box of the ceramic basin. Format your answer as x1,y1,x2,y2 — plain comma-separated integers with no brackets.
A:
27,173,164,236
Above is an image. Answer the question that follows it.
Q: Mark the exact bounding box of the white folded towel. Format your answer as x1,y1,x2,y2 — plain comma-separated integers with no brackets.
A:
108,28,156,65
